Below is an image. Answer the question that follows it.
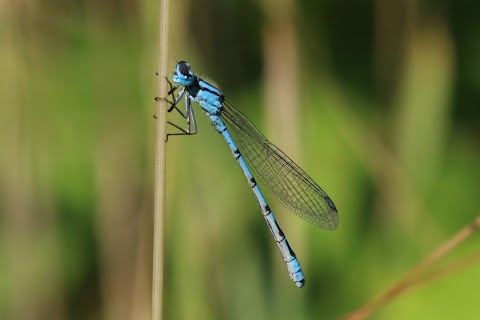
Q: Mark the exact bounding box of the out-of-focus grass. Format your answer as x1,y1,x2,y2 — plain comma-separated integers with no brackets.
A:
1,0,480,319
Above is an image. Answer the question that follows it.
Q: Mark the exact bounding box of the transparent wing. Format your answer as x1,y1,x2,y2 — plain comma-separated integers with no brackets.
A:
221,101,338,230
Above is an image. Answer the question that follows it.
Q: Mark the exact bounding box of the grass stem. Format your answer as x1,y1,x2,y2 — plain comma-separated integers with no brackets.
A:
152,0,170,319
341,215,480,320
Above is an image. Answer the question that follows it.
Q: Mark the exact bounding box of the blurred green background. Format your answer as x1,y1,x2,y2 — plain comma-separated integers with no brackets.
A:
1,0,480,319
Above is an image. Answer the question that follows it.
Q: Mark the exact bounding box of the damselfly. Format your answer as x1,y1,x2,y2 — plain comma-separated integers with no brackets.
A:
159,61,338,287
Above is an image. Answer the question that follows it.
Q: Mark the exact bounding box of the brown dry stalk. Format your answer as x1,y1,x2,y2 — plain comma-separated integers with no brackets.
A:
341,215,480,320
152,0,170,319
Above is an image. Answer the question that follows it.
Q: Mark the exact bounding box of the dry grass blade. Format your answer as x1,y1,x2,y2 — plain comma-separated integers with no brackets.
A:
341,215,480,320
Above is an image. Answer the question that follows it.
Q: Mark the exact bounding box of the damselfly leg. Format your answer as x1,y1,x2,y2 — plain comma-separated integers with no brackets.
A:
154,77,197,141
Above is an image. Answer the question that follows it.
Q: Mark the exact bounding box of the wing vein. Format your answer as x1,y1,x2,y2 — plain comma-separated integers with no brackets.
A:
221,101,338,230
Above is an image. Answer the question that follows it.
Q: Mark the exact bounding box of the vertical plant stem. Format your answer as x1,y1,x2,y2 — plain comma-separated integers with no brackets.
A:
152,0,170,319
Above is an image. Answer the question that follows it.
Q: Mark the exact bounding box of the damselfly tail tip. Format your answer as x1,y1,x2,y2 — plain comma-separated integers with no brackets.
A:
296,279,305,288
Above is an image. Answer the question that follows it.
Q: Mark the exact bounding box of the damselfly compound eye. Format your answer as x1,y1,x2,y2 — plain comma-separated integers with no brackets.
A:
178,61,191,76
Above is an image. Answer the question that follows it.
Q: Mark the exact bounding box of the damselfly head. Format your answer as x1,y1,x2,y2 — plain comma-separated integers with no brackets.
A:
173,61,194,86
